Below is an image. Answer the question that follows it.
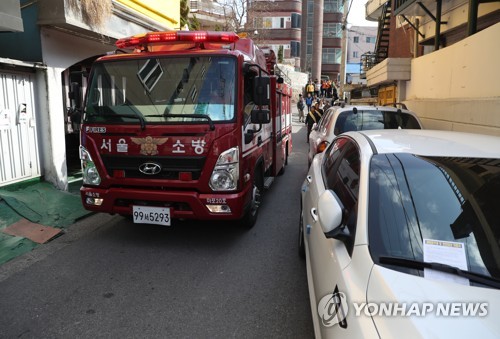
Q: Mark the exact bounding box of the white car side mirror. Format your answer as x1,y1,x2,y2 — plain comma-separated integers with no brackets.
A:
317,190,343,234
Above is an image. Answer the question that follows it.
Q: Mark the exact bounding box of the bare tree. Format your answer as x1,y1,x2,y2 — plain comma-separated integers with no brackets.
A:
216,0,275,40
215,0,246,32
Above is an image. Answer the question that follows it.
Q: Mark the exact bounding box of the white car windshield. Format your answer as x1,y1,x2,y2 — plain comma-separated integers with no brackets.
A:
369,153,500,286
84,56,236,125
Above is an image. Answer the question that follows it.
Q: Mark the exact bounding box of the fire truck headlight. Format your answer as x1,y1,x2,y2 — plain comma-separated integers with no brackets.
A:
209,147,239,191
80,146,102,186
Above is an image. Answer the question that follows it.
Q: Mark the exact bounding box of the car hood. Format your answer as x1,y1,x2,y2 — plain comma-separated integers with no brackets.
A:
366,265,500,338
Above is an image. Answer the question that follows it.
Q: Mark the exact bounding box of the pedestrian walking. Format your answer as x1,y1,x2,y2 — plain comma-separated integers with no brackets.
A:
314,79,321,97
306,81,315,97
305,105,322,143
321,80,328,97
297,94,305,122
305,93,314,113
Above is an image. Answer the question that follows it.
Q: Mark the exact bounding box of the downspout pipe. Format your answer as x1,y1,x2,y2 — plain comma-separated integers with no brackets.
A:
434,0,442,50
467,0,479,36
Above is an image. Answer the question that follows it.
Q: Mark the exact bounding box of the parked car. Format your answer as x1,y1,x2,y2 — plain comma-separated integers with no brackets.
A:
307,105,423,166
300,129,500,338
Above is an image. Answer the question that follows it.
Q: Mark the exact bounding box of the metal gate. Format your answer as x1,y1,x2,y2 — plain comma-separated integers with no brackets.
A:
0,70,40,187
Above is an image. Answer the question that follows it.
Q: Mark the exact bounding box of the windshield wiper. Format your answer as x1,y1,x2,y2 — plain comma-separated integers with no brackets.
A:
122,103,146,130
379,256,500,289
90,105,146,130
98,113,146,130
149,113,215,131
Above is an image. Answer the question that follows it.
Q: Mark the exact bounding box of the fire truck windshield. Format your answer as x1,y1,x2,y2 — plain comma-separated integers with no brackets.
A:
83,56,236,125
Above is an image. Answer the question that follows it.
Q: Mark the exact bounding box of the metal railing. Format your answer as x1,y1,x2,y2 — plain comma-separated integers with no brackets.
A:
360,52,377,79
190,0,232,16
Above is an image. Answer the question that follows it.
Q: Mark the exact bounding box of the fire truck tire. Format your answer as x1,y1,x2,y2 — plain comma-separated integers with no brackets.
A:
278,144,289,176
241,167,263,229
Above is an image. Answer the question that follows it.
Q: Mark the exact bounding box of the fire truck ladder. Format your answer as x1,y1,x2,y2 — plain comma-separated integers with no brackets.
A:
375,1,392,63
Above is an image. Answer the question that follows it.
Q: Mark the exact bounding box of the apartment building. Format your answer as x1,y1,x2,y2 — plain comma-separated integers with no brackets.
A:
296,0,344,81
346,25,377,84
364,0,500,135
245,0,302,66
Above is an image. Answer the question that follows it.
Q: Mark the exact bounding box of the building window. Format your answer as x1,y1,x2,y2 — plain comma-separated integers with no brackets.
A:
366,36,376,43
324,23,342,38
353,36,359,43
353,51,358,58
322,48,342,64
324,0,343,13
291,13,301,28
291,41,301,57
307,26,313,40
307,43,313,55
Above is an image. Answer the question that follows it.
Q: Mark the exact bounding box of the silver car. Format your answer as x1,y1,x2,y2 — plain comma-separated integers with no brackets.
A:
307,105,423,166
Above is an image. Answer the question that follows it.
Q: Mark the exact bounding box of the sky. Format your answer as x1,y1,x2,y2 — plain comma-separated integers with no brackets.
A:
346,0,378,27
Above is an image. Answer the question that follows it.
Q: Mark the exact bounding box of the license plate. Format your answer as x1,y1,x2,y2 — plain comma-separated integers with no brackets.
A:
132,206,171,226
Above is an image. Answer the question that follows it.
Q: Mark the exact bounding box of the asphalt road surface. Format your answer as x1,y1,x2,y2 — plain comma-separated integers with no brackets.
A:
0,118,314,338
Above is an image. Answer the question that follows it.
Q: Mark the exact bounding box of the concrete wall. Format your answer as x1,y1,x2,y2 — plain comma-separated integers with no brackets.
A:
39,27,114,190
404,22,500,136
278,64,309,102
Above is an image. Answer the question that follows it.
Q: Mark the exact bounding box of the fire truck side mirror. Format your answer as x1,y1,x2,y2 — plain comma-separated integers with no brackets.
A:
253,76,270,106
250,108,270,124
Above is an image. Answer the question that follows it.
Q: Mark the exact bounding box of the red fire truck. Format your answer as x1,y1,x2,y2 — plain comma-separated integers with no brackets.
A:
78,31,292,228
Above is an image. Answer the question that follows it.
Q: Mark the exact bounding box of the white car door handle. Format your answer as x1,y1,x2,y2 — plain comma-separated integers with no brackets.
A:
306,175,312,183
310,207,318,222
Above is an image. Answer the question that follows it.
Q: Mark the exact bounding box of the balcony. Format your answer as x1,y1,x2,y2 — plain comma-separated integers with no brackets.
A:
190,0,235,29
255,28,301,41
366,0,388,21
249,0,302,13
365,57,411,86
37,0,175,42
393,0,436,16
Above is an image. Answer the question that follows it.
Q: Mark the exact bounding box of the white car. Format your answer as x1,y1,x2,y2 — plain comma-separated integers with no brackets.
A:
307,105,423,166
300,129,500,338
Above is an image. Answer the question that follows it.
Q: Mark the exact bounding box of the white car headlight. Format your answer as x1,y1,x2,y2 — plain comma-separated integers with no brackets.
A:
80,146,101,185
209,147,239,191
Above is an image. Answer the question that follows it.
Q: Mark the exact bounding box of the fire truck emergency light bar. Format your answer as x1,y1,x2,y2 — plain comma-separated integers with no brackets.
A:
116,31,240,49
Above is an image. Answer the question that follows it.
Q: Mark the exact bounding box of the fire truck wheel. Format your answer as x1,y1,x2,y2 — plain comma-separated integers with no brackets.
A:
278,145,288,176
241,169,263,229
278,163,286,176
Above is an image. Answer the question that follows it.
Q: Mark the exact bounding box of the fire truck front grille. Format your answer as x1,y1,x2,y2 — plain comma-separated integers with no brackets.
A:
101,155,206,180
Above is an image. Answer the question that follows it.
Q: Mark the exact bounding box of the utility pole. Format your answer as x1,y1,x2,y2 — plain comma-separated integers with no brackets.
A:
311,0,324,82
339,0,349,100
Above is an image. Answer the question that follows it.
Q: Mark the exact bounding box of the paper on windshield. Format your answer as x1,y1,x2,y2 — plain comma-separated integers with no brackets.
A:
423,239,469,285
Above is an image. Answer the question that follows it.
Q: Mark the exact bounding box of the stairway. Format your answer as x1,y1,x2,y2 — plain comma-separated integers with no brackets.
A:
375,1,391,63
